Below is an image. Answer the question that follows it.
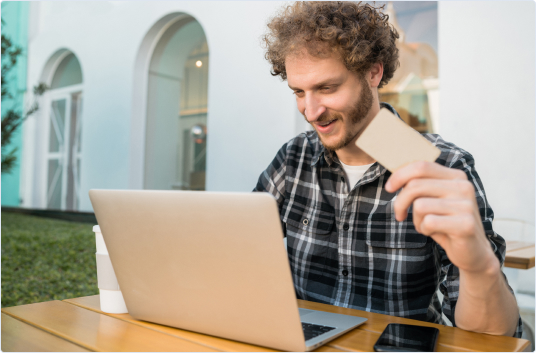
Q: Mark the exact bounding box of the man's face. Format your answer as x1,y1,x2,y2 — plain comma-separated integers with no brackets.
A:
286,49,374,151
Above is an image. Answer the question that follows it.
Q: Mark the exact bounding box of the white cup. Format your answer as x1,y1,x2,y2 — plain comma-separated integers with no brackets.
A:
93,225,128,314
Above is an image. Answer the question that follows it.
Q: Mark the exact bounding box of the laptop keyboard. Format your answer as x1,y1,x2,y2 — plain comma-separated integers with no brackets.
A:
302,322,336,341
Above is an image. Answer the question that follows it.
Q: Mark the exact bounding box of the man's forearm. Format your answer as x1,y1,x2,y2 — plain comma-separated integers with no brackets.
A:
455,255,519,336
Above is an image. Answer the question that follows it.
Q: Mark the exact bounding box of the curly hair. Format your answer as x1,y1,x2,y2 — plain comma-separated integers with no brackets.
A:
262,1,400,88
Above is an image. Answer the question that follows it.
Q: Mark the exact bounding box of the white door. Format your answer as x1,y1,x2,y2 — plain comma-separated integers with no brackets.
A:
45,87,83,210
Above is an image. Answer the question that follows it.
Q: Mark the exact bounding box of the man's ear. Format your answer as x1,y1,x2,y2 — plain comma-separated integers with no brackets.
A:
368,62,384,88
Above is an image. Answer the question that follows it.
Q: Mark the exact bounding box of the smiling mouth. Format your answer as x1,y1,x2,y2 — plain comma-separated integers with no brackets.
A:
317,119,337,127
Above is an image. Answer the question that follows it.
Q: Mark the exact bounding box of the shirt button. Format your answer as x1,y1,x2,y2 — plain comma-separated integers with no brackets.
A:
343,223,349,231
302,219,309,225
342,269,349,276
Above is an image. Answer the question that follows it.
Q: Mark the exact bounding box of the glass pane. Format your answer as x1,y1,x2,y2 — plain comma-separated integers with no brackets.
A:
76,95,83,153
76,158,81,210
178,114,207,191
193,139,206,172
182,128,192,187
49,99,66,152
47,159,63,209
51,53,83,89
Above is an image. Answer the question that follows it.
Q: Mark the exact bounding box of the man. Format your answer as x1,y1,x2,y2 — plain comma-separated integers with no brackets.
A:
254,2,521,337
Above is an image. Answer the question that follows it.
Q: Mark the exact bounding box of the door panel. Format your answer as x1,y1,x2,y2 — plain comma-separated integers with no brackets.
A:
45,92,82,210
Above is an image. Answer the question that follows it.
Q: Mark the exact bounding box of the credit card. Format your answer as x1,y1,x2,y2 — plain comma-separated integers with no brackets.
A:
355,108,440,172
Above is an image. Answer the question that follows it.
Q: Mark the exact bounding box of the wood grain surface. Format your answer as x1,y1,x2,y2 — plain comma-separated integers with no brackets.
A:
2,295,530,352
65,295,531,352
2,301,218,352
64,296,376,352
64,295,275,352
505,246,535,269
1,313,89,352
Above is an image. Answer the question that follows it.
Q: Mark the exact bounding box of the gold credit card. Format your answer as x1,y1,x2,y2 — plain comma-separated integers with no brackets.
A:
355,108,441,172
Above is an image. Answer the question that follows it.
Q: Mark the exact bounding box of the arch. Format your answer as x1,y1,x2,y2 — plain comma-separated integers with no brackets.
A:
39,48,84,88
130,13,209,190
50,53,83,89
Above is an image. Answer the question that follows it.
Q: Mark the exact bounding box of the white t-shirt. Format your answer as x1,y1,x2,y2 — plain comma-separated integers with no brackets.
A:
340,161,374,191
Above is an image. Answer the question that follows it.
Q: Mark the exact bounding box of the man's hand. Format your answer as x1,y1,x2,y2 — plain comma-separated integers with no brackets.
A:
384,161,498,275
385,161,519,336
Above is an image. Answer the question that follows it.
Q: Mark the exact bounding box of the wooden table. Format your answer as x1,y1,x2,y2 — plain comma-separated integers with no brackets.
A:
505,241,535,269
1,295,531,352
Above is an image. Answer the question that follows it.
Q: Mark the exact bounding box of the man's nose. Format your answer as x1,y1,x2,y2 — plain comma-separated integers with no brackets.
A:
304,95,326,122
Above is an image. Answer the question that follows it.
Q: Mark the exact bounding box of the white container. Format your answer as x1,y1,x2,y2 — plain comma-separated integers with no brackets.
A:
93,225,128,314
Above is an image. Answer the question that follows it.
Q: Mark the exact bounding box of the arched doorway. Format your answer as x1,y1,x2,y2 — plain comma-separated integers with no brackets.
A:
143,16,209,191
43,52,84,210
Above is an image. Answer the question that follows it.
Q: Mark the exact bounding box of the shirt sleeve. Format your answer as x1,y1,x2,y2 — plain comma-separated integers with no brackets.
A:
438,151,523,338
253,142,288,232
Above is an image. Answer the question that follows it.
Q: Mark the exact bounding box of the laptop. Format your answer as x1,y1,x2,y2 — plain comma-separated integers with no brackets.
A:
89,189,367,351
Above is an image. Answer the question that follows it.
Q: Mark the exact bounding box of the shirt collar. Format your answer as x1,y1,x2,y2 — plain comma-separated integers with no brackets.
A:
311,102,400,168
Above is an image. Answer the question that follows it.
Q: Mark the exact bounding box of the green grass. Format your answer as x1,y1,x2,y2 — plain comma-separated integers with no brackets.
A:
1,212,98,308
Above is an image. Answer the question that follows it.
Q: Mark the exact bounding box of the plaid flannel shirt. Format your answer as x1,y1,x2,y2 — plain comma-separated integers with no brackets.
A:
254,103,522,337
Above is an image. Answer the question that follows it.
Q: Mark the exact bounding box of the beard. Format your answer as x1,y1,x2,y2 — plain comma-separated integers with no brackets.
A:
308,77,374,151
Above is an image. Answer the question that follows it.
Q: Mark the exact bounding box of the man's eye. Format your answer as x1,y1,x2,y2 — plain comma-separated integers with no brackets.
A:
293,91,304,96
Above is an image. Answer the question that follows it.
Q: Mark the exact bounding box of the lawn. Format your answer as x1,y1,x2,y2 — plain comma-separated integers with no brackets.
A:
1,211,98,308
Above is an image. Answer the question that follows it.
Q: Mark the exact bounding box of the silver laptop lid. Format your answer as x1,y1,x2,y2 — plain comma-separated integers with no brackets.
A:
89,189,307,351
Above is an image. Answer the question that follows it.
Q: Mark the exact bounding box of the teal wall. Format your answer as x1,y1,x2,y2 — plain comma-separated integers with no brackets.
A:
1,1,29,207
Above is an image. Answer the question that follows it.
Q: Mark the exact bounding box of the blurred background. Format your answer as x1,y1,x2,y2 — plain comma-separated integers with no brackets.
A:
2,1,440,208
1,0,534,342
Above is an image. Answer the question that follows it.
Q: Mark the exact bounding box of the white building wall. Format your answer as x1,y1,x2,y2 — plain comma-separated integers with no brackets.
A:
439,2,535,298
22,1,534,231
23,1,297,212
439,2,535,228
